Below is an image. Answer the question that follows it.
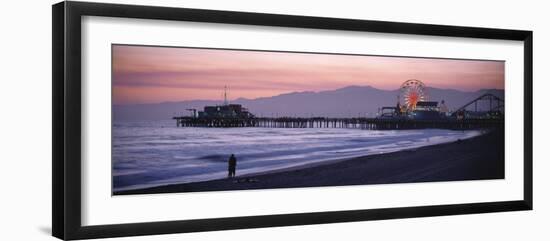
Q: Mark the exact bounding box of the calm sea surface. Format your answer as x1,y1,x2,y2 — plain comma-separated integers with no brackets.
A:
113,120,482,191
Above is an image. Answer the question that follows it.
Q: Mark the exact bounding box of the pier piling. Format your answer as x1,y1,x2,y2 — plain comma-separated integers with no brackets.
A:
172,116,503,130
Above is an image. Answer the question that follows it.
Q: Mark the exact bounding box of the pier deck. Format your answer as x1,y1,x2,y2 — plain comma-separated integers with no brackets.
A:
173,116,503,130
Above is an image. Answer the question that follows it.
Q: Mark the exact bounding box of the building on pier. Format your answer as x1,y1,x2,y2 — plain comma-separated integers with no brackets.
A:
409,101,445,120
197,104,254,119
193,86,255,119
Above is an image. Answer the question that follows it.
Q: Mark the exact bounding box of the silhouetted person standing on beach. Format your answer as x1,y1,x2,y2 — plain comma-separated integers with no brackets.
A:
228,154,237,178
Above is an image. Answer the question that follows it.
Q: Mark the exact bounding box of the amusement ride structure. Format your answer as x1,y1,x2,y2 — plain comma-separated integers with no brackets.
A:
399,79,428,112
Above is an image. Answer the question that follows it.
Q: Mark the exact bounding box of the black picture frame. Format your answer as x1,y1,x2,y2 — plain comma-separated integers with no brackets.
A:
52,1,533,240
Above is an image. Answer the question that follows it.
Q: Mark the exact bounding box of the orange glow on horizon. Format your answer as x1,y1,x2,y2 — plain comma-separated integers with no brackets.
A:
112,45,505,105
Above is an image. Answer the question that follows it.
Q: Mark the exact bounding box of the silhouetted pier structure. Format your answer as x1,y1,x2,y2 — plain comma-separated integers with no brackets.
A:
174,90,504,130
173,116,503,130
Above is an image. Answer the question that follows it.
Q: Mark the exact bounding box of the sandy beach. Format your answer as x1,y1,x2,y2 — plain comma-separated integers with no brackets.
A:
115,128,504,195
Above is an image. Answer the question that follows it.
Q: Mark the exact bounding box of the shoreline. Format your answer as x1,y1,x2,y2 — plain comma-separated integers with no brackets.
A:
115,128,504,195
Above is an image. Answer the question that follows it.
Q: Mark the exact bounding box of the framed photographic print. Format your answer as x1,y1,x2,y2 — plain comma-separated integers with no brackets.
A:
52,1,533,240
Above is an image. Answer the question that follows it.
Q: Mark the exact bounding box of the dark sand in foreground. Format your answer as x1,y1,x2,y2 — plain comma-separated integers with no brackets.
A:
115,128,504,195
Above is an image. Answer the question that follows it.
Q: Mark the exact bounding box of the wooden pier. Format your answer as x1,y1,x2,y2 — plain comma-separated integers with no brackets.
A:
173,116,503,130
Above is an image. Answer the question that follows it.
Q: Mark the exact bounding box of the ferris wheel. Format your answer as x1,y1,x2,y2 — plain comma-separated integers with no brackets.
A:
400,79,428,111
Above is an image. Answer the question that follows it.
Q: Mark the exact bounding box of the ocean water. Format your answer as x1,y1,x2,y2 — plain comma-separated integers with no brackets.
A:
112,120,482,192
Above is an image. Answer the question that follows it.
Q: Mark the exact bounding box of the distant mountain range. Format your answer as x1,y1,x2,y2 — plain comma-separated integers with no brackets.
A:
113,86,504,121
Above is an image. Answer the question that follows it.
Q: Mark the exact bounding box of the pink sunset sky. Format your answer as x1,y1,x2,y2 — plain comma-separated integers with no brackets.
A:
112,45,504,105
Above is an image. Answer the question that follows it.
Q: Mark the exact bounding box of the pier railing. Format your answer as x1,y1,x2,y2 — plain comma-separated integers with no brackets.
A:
173,116,503,130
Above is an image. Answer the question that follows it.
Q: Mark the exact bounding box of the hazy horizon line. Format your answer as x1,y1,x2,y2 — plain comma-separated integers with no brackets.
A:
113,85,504,106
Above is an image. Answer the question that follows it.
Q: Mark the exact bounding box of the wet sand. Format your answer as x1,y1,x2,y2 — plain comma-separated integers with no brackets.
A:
115,128,504,195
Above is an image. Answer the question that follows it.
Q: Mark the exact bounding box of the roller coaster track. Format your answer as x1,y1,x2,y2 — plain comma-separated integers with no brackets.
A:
451,93,504,116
